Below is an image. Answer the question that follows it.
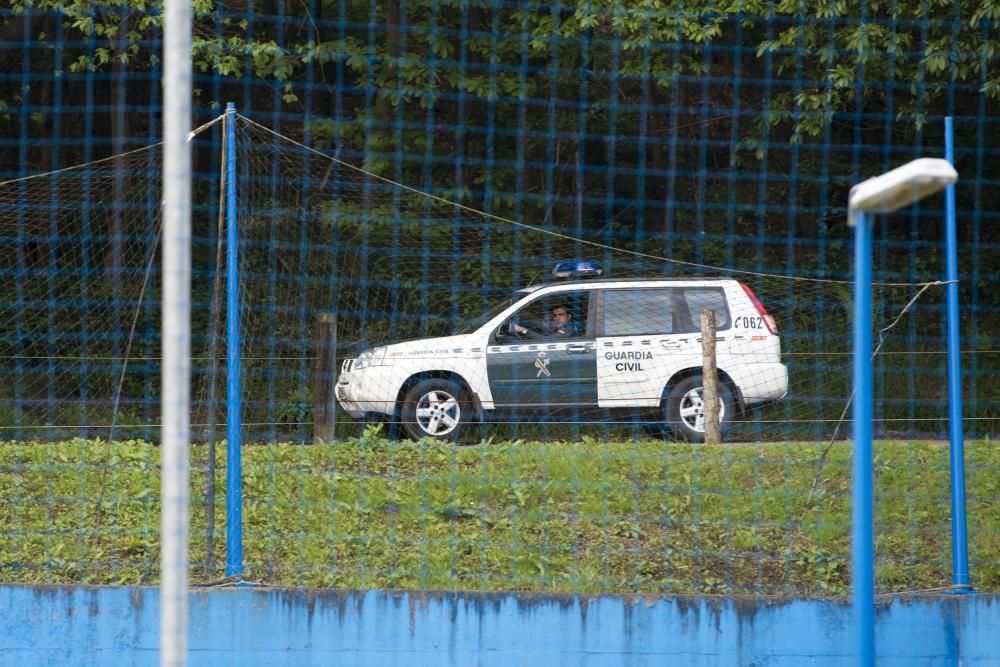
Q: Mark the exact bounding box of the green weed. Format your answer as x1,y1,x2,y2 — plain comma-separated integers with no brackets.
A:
0,437,997,598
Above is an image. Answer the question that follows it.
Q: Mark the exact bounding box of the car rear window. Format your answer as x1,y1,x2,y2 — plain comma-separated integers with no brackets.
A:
674,287,730,332
602,287,730,336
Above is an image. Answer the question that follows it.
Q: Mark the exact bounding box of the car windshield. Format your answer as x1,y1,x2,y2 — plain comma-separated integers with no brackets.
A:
451,293,523,335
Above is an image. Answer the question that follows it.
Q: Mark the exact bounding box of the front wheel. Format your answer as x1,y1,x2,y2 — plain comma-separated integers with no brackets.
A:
664,375,735,443
399,378,473,442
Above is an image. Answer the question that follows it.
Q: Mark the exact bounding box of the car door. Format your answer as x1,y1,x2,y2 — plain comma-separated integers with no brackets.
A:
486,290,597,417
596,286,731,409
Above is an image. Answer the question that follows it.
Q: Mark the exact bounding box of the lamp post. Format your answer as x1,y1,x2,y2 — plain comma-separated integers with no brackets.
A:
847,157,958,667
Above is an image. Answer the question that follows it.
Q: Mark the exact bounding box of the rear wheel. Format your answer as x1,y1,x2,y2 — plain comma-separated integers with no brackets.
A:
399,378,473,442
663,375,734,443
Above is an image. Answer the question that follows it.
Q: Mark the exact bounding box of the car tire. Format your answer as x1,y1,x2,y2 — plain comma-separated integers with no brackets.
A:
663,374,734,443
400,378,473,442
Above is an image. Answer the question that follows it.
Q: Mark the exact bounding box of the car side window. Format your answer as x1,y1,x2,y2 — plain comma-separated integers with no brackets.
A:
673,287,730,333
603,289,673,335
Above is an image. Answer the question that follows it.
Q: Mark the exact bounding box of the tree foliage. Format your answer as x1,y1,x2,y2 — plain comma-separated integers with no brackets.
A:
0,0,996,243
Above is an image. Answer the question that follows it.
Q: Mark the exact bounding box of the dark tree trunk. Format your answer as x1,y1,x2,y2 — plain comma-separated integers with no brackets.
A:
107,12,132,278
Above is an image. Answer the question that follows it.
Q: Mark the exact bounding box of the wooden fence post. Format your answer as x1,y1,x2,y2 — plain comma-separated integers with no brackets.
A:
701,308,721,445
314,313,337,443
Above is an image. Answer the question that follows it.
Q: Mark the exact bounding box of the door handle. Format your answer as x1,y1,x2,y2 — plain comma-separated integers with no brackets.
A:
660,340,682,349
566,343,592,354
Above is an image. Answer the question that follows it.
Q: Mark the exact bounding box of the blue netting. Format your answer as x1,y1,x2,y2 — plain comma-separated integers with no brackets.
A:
0,0,997,596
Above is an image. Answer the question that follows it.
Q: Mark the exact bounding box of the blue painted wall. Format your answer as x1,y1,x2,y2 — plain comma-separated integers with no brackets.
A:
0,586,997,666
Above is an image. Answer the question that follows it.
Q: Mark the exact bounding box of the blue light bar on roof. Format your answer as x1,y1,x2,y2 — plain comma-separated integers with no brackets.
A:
552,260,604,280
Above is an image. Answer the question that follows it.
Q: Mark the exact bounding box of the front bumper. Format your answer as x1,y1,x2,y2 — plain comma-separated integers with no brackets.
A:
335,359,401,419
334,380,366,419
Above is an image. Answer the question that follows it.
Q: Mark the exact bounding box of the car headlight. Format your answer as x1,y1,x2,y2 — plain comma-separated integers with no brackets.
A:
352,346,388,370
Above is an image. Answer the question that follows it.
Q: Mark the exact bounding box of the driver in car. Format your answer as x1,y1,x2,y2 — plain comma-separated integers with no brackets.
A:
515,304,577,338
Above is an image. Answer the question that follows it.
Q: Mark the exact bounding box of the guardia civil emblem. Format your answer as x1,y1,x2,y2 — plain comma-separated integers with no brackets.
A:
534,351,551,378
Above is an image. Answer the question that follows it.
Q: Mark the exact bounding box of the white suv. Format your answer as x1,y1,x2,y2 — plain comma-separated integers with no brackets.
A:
336,265,788,442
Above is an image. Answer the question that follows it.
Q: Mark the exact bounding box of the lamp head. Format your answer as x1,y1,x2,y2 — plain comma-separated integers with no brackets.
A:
848,158,958,225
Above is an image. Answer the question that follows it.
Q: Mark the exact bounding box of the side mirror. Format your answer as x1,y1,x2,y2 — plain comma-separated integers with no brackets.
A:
494,321,514,342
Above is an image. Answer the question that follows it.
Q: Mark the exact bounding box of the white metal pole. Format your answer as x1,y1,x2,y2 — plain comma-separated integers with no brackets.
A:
162,0,192,664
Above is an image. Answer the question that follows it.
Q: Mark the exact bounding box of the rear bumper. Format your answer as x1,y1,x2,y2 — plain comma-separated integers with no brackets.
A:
727,362,788,406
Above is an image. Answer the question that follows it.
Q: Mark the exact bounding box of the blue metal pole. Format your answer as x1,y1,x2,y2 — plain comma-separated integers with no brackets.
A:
225,103,243,577
852,209,875,667
944,117,971,590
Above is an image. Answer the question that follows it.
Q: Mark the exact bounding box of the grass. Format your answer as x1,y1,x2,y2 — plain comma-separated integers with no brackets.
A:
0,434,998,597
